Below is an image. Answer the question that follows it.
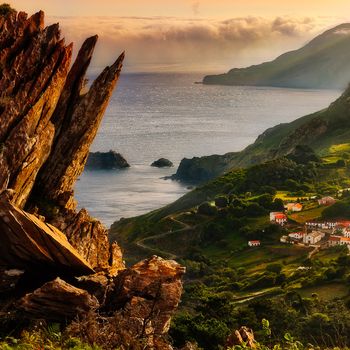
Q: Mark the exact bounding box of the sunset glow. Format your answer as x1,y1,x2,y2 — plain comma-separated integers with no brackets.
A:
9,0,350,72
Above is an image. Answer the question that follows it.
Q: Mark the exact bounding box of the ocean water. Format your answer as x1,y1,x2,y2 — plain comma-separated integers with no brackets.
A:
74,73,340,227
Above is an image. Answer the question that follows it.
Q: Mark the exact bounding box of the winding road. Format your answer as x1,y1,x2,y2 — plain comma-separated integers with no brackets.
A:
135,216,193,260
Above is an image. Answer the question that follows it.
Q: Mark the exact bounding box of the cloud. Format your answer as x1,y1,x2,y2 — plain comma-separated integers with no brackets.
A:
192,1,200,15
48,15,341,72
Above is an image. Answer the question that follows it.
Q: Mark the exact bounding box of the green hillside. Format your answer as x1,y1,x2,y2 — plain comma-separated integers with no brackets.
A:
174,82,350,183
110,150,350,349
203,23,350,89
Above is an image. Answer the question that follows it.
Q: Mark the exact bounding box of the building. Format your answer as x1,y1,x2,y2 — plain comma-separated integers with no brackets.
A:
270,212,287,226
306,221,336,230
333,221,350,236
328,236,350,247
280,235,289,243
285,203,303,212
340,237,350,246
318,196,336,206
328,235,341,247
288,232,305,241
303,231,325,245
248,240,261,247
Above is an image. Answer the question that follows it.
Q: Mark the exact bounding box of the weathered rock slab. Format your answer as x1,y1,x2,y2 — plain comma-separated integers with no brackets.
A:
0,198,94,275
18,277,99,320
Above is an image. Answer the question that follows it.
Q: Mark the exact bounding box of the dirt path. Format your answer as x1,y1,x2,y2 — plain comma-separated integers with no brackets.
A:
135,216,193,260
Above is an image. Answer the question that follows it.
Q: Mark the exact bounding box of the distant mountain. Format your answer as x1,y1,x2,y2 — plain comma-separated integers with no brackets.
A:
203,23,350,89
173,82,350,183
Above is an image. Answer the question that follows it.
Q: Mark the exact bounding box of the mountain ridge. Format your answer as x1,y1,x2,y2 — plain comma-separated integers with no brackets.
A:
203,23,350,89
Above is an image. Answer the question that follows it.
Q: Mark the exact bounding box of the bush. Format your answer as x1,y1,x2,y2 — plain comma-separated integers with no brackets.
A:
266,263,283,274
0,3,15,16
198,202,218,216
215,196,229,208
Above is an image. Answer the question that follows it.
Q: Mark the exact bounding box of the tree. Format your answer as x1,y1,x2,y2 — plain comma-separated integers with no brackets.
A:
0,3,15,16
266,263,283,274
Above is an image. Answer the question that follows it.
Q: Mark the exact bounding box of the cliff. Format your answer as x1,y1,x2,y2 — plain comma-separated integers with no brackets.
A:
203,23,350,89
0,10,184,349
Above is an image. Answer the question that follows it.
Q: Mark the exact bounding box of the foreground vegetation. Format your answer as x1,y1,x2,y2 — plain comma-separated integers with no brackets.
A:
111,145,350,350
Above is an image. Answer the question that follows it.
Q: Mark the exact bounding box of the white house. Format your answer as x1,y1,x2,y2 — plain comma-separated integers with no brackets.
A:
318,196,336,206
248,240,261,247
280,235,289,243
285,203,303,212
306,221,337,230
328,236,350,247
303,231,325,245
270,212,287,226
328,235,341,247
288,232,305,241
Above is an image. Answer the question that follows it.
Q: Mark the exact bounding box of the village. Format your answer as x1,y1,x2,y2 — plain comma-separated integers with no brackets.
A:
247,195,350,251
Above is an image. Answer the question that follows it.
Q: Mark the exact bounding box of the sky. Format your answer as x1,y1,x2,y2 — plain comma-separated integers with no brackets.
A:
9,0,350,72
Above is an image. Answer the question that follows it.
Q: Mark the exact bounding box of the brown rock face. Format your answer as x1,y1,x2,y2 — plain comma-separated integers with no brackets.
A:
107,256,185,339
0,196,93,276
19,278,99,321
0,9,184,349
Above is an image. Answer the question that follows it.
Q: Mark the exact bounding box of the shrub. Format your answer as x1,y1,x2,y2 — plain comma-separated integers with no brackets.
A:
198,202,218,216
0,3,15,16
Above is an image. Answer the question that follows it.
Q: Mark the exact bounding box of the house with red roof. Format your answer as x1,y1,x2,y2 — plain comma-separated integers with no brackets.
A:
270,212,287,226
285,203,303,212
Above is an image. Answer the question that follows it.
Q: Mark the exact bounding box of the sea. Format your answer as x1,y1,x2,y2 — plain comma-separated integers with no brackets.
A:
74,73,340,227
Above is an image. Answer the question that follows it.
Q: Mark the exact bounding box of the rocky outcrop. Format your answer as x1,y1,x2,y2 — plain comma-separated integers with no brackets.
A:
19,278,100,321
226,327,257,349
0,193,93,276
173,153,237,183
0,9,184,349
86,151,130,170
151,158,174,168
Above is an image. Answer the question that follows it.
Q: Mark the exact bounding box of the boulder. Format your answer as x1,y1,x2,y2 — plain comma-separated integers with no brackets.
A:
0,198,94,276
106,256,185,341
86,151,130,170
19,277,99,321
151,158,174,168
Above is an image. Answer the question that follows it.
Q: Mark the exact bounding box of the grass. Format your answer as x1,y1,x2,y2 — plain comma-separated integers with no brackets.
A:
328,143,350,154
299,283,349,300
289,206,325,223
227,244,309,273
275,191,315,201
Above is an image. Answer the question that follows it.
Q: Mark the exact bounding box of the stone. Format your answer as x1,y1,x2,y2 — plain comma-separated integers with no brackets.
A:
0,8,184,348
0,199,94,276
106,256,185,347
226,326,257,349
86,151,130,170
151,158,174,168
18,277,99,321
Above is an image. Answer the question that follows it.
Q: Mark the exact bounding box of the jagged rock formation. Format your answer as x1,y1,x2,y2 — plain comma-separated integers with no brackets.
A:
86,151,130,170
0,9,184,349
